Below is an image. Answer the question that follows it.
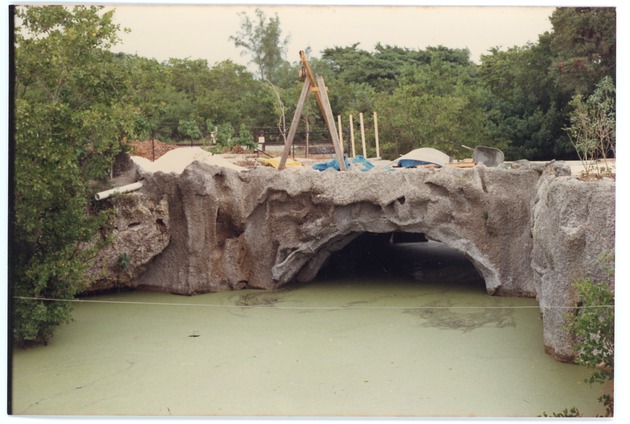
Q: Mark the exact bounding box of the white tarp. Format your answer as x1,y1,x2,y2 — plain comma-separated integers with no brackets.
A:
391,147,451,167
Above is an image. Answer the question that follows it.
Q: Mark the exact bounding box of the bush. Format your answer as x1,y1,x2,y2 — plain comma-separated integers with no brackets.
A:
565,76,616,179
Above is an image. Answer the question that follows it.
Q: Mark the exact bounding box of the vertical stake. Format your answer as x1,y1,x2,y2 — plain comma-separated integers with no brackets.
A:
359,112,367,157
337,115,344,157
373,111,380,159
349,115,356,158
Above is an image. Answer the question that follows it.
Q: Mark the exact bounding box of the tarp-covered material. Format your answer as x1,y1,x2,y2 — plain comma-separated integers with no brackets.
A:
391,147,451,168
351,155,375,172
312,156,351,171
257,157,302,169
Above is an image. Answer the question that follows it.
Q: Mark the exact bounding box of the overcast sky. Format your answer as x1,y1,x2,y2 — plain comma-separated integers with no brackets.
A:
107,3,556,67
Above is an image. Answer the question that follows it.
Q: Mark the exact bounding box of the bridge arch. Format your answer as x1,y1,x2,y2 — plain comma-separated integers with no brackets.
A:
272,223,501,295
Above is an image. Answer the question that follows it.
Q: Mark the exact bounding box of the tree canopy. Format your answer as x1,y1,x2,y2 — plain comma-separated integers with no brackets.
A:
13,5,140,345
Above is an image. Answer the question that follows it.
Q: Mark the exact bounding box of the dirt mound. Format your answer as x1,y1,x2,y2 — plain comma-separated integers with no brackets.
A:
132,147,246,174
129,140,178,161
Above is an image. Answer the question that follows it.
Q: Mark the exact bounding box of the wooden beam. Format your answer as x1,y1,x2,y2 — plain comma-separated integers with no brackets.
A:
317,75,346,170
278,78,311,170
300,50,332,132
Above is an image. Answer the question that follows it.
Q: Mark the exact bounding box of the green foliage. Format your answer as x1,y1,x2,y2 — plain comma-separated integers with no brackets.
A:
117,253,131,272
204,122,255,153
374,53,505,159
544,253,614,418
479,41,573,161
569,278,614,384
13,5,136,346
178,119,202,141
565,76,616,178
549,7,616,96
562,252,615,417
229,8,290,83
479,8,616,162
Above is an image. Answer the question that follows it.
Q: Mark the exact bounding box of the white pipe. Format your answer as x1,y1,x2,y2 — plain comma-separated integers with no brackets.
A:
95,182,143,201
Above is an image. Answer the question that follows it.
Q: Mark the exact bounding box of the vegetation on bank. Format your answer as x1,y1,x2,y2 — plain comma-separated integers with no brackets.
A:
11,3,615,364
542,253,615,417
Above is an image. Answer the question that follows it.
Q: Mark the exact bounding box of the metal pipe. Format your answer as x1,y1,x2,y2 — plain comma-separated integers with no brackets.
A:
95,182,143,201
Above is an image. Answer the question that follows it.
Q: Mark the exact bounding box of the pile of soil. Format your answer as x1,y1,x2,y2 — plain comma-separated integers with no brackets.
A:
129,140,179,161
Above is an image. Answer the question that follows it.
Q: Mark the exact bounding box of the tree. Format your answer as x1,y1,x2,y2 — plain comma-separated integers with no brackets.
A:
12,5,138,345
374,51,504,159
549,7,616,96
479,39,573,161
229,8,290,84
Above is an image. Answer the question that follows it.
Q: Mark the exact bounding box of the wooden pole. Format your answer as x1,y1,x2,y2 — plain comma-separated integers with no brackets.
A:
300,50,333,134
317,76,346,170
278,78,310,170
349,114,356,157
337,115,344,156
305,117,310,158
373,111,380,159
359,112,367,157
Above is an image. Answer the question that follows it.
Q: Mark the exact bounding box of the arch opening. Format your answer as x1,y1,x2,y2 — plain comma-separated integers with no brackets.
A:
314,232,485,290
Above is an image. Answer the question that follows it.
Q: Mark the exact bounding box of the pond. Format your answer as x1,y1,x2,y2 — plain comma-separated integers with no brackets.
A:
10,242,609,417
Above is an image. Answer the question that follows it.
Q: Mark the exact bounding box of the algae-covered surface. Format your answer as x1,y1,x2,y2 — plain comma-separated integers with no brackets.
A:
10,276,607,417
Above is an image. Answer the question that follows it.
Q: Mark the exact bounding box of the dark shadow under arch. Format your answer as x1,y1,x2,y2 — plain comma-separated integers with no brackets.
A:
314,232,485,290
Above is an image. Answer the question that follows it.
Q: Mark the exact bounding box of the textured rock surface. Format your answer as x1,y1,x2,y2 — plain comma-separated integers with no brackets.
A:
85,193,170,292
132,161,546,296
531,169,615,361
87,158,615,362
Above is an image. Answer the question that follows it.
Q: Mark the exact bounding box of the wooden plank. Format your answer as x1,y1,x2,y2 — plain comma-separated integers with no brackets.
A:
278,78,311,170
317,75,346,170
300,50,332,132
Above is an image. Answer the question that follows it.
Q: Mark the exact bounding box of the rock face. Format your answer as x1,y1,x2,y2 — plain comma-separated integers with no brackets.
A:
85,193,170,292
531,171,615,361
87,159,615,362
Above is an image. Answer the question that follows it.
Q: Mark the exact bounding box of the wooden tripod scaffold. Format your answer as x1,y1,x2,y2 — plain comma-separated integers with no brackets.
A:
278,51,347,171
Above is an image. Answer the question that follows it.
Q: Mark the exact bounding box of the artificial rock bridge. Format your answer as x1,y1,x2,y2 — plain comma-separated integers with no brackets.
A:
89,159,615,362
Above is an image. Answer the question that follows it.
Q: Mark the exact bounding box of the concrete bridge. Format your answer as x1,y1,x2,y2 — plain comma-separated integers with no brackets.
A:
88,159,615,362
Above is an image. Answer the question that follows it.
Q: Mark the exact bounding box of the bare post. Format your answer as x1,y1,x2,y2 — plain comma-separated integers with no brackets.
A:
373,111,380,159
349,114,356,158
359,112,367,157
337,115,344,156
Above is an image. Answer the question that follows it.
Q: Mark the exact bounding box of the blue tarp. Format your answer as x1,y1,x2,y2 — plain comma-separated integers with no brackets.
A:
312,156,351,171
351,155,375,172
397,159,443,168
312,155,379,172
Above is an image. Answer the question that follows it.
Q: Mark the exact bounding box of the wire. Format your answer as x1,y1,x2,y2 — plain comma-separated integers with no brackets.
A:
12,295,613,311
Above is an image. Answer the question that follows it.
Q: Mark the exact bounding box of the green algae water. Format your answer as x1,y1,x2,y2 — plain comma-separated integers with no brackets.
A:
10,242,610,417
